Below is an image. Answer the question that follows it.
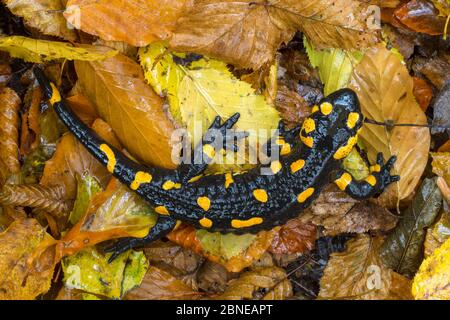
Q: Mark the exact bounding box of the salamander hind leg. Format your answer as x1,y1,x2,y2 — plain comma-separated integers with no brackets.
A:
104,216,177,262
178,113,248,183
334,153,399,200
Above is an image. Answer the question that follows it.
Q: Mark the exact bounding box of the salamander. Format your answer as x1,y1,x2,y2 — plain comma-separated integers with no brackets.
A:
33,68,399,260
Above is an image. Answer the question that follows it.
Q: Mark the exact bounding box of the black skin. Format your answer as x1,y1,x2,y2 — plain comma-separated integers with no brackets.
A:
33,68,399,261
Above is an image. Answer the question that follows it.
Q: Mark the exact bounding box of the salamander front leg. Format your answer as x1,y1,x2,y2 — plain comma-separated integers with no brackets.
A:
178,113,248,183
334,153,400,200
104,215,177,262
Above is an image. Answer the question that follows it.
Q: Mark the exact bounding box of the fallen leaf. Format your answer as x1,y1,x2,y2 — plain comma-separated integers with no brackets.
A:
62,247,148,299
300,184,398,236
379,178,443,278
0,219,55,300
0,36,117,63
197,261,236,293
3,0,76,40
269,220,316,255
431,152,450,186
275,85,310,129
412,236,450,300
319,234,412,300
125,265,202,300
170,0,378,70
349,43,430,206
412,53,450,90
196,230,256,261
0,87,21,184
413,77,433,111
218,267,292,300
395,0,449,36
75,51,177,169
424,210,450,257
431,82,450,135
68,173,103,225
65,0,191,47
66,94,99,126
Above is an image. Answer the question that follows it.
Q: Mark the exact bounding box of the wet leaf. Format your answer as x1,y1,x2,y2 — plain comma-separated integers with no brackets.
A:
412,54,450,90
197,261,235,293
349,44,430,206
379,178,443,278
269,220,316,255
62,247,148,299
412,236,450,300
431,82,450,135
413,76,433,111
125,265,202,300
69,173,103,225
3,0,76,40
218,267,292,300
65,0,191,47
319,234,412,300
0,36,117,63
75,51,177,169
0,219,56,300
275,85,310,129
431,152,450,186
424,210,450,257
196,230,256,261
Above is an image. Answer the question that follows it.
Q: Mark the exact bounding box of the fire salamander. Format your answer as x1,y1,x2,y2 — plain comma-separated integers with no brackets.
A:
34,68,399,260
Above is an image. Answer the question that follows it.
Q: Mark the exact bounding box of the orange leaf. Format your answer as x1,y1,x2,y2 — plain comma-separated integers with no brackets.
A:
269,220,316,255
413,77,433,112
66,94,99,126
65,0,191,47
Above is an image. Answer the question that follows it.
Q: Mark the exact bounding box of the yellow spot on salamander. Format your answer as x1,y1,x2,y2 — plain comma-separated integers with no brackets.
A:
197,196,211,211
276,138,291,156
231,217,263,229
155,206,170,215
49,83,62,105
253,189,268,203
300,135,314,148
320,102,333,115
365,175,377,186
297,188,315,203
270,161,282,174
162,180,181,190
100,144,116,173
224,173,234,188
311,105,319,113
188,175,203,183
370,164,381,173
302,118,316,133
130,171,153,190
290,159,305,173
199,217,213,228
334,172,352,191
347,112,360,129
203,144,216,159
333,136,358,160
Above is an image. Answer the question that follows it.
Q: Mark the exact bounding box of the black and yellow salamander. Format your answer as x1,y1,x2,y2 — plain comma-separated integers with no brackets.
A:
34,68,399,260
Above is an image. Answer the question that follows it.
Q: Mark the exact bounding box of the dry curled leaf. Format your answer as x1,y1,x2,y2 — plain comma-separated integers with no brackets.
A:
3,0,76,40
170,0,378,70
218,267,292,300
0,219,56,300
75,51,177,169
125,265,202,300
300,185,398,236
319,234,412,300
349,44,430,207
269,220,317,255
0,87,21,184
65,0,191,47
0,184,72,217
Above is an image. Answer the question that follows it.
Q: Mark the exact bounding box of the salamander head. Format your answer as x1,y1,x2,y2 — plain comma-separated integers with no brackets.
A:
300,89,364,160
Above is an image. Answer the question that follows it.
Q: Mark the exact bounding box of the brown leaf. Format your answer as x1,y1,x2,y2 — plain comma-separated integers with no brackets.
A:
167,224,278,272
66,94,99,126
65,0,191,47
413,77,433,112
300,185,398,236
125,265,202,300
269,220,317,255
0,63,12,87
349,44,430,207
4,0,76,40
275,85,311,129
218,267,292,300
431,152,450,186
197,261,237,293
75,51,177,169
0,184,72,217
395,0,448,36
319,234,412,300
0,87,21,184
413,53,450,90
0,219,56,300
170,0,378,70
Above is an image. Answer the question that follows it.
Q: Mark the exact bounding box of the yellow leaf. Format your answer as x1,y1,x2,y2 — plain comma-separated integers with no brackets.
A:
140,42,280,171
412,237,450,300
349,44,430,207
0,219,56,300
196,230,256,261
431,152,450,186
0,36,117,63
